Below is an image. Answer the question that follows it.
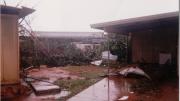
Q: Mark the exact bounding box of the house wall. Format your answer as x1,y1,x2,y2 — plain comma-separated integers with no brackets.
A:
0,14,19,84
131,27,178,64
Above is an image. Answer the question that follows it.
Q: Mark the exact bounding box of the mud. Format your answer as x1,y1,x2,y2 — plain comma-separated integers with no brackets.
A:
27,67,84,82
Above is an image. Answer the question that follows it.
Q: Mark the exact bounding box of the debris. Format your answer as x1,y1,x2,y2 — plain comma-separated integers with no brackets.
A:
118,66,151,80
40,65,48,69
37,90,70,100
102,51,118,60
129,91,134,94
31,82,61,95
24,66,34,71
118,96,129,100
91,60,102,66
25,67,83,96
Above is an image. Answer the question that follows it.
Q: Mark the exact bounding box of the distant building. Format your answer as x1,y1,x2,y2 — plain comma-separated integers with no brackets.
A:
34,31,104,38
32,31,105,52
72,42,101,51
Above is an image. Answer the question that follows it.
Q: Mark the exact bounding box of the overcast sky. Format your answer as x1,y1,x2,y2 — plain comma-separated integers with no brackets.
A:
2,0,179,32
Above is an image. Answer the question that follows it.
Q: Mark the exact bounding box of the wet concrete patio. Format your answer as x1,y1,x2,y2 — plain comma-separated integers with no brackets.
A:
68,76,178,101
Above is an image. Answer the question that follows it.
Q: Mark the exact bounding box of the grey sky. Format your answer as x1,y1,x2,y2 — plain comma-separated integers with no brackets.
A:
2,0,179,32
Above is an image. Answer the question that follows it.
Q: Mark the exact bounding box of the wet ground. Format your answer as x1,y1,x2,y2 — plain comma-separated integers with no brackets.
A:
2,66,105,101
68,76,178,101
9,90,70,101
27,66,83,82
3,76,178,101
2,65,179,101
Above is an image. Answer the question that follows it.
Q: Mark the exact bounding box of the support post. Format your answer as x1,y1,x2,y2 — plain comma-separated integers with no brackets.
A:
127,32,132,63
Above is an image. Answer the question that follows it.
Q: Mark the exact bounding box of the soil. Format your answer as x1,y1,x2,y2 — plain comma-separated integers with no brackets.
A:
27,66,83,82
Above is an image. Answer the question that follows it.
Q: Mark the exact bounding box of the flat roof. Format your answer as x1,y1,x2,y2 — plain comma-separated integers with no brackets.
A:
91,11,179,32
0,5,35,18
34,31,104,38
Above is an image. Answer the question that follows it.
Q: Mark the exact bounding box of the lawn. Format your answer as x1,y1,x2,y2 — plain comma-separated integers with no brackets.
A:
54,65,107,101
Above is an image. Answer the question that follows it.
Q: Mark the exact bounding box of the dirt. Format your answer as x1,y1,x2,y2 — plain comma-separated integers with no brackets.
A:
27,66,84,82
60,65,106,76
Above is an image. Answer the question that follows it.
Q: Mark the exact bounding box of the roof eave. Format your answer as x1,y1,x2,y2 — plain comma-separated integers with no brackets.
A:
0,5,35,18
19,6,35,18
90,11,179,30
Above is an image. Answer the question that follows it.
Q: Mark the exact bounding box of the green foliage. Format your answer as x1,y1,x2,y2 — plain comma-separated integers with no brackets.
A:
110,39,127,62
109,34,128,62
20,37,104,67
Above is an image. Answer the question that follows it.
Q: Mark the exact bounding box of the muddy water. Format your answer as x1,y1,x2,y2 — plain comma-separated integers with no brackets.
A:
68,76,178,101
68,76,137,101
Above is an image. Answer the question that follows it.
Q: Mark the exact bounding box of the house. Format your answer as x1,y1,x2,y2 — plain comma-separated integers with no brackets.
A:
91,11,178,74
33,31,104,51
72,42,101,51
0,5,34,98
35,31,104,38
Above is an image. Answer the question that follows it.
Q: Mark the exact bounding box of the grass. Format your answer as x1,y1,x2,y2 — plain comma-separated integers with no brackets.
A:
54,65,107,101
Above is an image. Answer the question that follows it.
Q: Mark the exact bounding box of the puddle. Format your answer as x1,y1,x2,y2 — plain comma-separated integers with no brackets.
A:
68,76,178,101
68,76,136,101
